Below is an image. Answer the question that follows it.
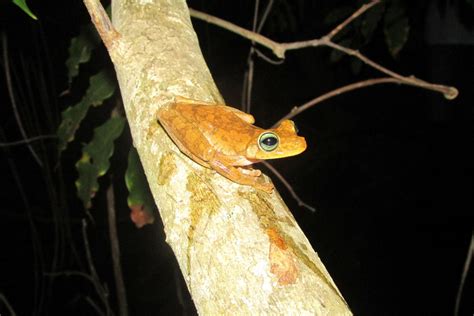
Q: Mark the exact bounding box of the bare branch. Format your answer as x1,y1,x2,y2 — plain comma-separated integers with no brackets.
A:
0,293,17,316
190,3,458,100
1,32,43,167
273,78,401,128
106,183,129,316
83,0,121,58
189,8,283,56
324,41,458,99
257,0,275,34
454,231,473,316
262,161,316,213
0,135,56,148
326,0,380,40
85,296,106,316
81,220,114,316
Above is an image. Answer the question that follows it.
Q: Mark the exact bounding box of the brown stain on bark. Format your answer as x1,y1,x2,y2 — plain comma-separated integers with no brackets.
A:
242,191,346,304
157,152,176,185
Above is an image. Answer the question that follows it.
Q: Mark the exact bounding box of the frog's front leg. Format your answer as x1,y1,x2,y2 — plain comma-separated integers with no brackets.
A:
209,156,273,193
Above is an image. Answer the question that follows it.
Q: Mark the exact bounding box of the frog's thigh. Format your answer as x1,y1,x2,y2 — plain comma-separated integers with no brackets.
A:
170,136,211,168
158,109,212,168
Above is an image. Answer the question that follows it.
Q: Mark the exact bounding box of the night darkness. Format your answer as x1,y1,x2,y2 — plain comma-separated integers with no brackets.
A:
0,1,473,315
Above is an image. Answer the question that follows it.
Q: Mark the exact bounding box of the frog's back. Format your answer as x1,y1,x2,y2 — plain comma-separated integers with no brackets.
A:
175,102,261,155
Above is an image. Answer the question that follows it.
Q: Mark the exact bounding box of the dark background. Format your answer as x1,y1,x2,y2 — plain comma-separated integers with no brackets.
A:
0,0,473,315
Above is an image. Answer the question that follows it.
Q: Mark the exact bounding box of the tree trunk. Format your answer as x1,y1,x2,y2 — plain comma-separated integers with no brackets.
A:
87,0,352,314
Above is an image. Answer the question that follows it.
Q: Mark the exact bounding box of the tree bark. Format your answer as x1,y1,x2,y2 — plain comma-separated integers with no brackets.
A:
86,0,352,314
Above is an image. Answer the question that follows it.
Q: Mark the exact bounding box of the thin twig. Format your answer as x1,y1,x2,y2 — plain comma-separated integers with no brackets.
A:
45,270,111,316
2,32,44,167
243,0,277,114
252,0,260,35
0,293,17,316
323,41,457,99
0,135,57,147
326,0,380,40
262,161,316,213
243,0,261,113
245,55,255,113
82,220,99,281
257,0,274,33
81,220,114,316
189,2,458,99
255,48,284,65
189,8,281,56
272,77,400,128
0,127,45,316
106,182,128,316
454,231,473,316
85,296,106,316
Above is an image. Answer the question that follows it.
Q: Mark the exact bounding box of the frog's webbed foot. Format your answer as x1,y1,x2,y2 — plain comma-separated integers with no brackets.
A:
210,160,273,193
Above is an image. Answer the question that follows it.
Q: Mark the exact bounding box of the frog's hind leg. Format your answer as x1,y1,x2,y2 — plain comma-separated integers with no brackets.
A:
209,158,273,193
157,107,212,168
237,167,261,177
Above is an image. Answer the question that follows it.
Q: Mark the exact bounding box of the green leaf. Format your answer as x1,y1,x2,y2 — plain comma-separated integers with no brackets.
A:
75,116,126,209
65,25,99,85
57,70,116,153
125,148,156,227
384,0,409,58
360,3,385,43
12,0,37,20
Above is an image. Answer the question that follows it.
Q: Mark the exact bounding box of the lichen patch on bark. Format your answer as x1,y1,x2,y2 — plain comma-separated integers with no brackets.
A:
157,152,176,185
186,172,221,273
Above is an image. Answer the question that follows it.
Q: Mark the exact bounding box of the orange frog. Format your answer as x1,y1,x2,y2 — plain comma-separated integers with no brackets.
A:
157,97,307,192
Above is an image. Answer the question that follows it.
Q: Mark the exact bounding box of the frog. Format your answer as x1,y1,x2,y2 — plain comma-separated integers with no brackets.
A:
157,96,307,192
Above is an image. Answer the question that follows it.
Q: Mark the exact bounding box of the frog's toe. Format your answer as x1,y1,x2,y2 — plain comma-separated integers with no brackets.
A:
238,167,261,177
254,181,274,193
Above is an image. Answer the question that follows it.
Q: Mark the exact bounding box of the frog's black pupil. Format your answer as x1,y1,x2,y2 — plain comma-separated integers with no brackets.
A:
262,136,277,146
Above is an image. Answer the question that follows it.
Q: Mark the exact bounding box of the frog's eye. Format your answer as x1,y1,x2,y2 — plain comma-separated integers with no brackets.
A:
258,132,279,152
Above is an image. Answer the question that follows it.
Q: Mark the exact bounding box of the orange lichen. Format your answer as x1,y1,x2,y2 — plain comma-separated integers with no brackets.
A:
269,240,299,285
266,227,288,250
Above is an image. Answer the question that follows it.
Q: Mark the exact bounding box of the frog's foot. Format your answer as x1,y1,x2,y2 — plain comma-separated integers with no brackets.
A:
237,167,261,177
253,180,274,193
210,160,273,193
